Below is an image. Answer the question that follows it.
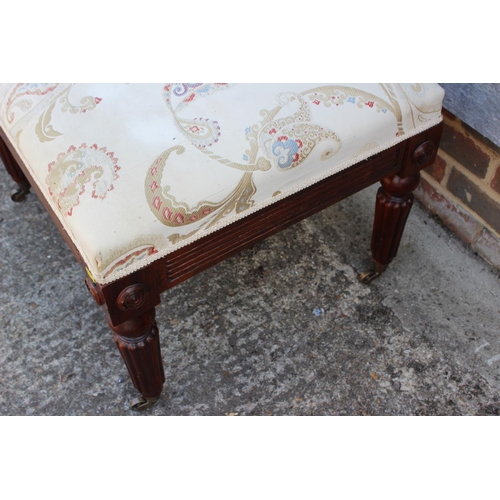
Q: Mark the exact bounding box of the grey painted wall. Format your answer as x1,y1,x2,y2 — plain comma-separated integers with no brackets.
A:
440,83,500,147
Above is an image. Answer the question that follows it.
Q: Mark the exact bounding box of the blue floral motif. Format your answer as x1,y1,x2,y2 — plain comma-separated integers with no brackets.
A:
197,85,212,94
242,154,249,161
245,126,251,135
272,139,299,169
172,83,203,97
347,96,356,104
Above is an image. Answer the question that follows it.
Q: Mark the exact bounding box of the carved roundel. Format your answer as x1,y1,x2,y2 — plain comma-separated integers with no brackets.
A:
412,141,435,166
117,284,149,311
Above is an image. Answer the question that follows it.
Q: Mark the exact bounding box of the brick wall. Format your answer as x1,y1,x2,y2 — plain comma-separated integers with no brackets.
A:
415,109,500,270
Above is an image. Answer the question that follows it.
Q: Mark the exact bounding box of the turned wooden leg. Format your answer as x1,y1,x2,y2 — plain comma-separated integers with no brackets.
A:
85,275,164,411
108,308,165,411
360,172,420,283
0,136,31,202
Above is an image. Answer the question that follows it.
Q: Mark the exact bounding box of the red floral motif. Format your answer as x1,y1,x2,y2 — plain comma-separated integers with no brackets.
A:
269,128,277,135
313,100,320,105
365,101,374,108
184,93,196,103
162,206,185,224
152,196,162,210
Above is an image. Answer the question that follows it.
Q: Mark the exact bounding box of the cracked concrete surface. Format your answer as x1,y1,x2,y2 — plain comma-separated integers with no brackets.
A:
1,164,499,415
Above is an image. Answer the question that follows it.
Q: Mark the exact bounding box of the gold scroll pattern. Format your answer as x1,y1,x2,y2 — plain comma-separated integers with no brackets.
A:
146,85,347,238
3,83,101,144
146,84,440,243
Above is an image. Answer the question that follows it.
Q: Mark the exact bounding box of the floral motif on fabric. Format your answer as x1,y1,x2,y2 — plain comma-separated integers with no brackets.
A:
46,143,120,216
5,83,59,125
305,85,404,134
165,83,234,113
163,83,234,149
258,93,341,170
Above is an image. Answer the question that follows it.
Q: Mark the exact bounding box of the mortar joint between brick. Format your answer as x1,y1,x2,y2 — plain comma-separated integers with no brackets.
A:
483,159,499,186
438,151,500,205
442,115,500,187
471,224,484,245
443,112,500,158
421,171,500,241
436,149,454,187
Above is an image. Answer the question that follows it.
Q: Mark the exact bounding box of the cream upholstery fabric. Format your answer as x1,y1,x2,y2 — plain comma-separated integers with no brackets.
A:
0,84,444,284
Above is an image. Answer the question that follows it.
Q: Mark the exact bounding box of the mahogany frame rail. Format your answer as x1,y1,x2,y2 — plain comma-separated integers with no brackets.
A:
0,122,443,410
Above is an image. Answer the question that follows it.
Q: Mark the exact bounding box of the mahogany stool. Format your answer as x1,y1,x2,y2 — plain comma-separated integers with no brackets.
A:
0,84,444,410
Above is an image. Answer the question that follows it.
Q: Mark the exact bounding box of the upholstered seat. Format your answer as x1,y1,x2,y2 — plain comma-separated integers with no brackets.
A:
0,84,443,284
0,83,444,410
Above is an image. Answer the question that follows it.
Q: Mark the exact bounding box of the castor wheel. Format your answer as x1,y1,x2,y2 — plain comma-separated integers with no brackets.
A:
359,262,388,284
11,186,30,202
359,269,381,284
129,396,160,411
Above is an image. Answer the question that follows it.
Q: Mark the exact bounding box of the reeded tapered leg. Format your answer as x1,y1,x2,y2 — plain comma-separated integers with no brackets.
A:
360,172,420,283
109,308,165,410
0,136,31,201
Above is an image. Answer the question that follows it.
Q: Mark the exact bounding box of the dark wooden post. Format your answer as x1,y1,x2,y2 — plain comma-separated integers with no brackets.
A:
85,275,165,411
372,172,421,265
359,122,443,284
109,308,165,410
0,136,31,201
360,172,420,283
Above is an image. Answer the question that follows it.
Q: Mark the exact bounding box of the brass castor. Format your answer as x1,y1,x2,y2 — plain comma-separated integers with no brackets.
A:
359,263,388,284
129,395,160,411
11,185,30,202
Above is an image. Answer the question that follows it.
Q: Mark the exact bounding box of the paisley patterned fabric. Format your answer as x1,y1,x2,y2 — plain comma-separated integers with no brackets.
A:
0,83,444,284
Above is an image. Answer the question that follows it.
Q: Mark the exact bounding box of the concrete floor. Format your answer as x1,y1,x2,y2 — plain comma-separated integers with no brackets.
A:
1,163,500,416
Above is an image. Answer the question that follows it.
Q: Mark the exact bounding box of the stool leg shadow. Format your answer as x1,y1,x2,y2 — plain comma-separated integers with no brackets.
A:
360,172,420,283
